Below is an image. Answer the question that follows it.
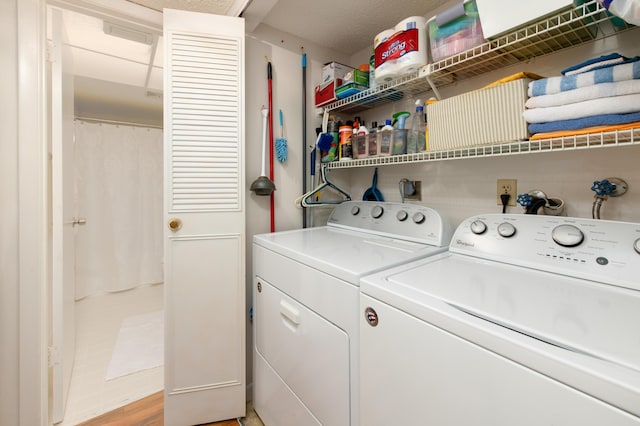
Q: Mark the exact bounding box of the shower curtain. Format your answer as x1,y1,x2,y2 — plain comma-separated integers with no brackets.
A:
74,121,163,300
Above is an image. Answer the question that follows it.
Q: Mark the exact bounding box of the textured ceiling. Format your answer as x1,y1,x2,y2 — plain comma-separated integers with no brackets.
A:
124,0,450,56
255,0,446,55
125,0,247,15
60,0,455,126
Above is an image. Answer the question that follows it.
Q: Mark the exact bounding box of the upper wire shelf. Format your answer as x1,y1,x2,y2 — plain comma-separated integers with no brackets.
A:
324,0,635,114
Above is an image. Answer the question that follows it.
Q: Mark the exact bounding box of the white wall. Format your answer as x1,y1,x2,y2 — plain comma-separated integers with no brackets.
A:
331,27,640,227
244,24,640,235
243,20,640,397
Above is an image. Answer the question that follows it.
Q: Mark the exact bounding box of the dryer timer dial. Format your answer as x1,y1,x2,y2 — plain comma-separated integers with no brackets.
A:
552,224,584,247
412,212,426,224
497,222,516,238
470,220,487,235
371,206,384,219
634,238,640,254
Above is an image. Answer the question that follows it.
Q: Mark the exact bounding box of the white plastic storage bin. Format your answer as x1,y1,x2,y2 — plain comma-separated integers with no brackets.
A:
475,0,573,39
427,78,531,151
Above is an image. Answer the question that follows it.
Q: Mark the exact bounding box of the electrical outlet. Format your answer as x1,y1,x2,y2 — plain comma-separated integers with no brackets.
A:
496,179,517,206
404,181,421,201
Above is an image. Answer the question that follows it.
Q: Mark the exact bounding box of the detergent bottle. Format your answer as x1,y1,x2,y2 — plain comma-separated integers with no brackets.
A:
597,0,640,25
367,121,378,157
353,117,369,158
378,119,394,156
356,121,369,135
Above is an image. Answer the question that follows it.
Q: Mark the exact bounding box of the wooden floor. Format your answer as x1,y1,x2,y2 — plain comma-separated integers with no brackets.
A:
77,391,239,426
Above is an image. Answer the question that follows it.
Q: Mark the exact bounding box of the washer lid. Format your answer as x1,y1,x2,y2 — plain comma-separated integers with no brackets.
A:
361,253,640,417
254,226,446,284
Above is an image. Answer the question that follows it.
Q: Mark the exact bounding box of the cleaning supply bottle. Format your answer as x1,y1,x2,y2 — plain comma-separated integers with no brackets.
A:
338,125,353,161
597,0,640,25
407,102,426,154
368,121,378,157
322,120,339,162
391,111,410,155
378,119,394,156
369,51,377,90
353,121,370,159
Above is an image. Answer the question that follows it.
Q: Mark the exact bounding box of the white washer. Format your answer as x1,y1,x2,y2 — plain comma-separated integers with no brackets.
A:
252,201,452,426
360,214,640,425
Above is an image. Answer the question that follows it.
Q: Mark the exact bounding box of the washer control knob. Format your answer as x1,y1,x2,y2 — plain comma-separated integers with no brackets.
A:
470,220,487,235
497,222,516,238
371,205,384,219
634,238,640,254
396,210,408,221
350,206,360,215
412,212,426,224
552,224,584,247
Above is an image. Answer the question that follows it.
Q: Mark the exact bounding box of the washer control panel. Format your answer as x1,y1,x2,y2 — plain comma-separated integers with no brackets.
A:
327,201,452,247
451,214,640,291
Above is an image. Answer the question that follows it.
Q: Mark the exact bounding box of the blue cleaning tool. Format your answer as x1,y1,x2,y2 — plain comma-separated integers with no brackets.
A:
276,109,288,163
316,132,333,151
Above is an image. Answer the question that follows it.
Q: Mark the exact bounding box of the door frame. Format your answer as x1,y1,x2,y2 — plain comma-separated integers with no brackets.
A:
21,1,161,425
15,0,48,425
27,1,249,424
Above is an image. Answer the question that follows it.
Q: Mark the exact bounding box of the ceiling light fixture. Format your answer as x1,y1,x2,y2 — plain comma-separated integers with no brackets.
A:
103,20,154,45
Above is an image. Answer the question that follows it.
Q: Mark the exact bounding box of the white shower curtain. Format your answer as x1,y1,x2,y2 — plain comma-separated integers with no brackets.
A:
74,121,163,300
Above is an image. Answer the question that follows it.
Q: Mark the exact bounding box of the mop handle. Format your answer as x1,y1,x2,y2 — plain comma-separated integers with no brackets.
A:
279,109,284,138
261,107,268,176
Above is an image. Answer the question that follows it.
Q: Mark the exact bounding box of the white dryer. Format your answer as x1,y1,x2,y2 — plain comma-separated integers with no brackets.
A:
252,201,452,426
360,214,640,425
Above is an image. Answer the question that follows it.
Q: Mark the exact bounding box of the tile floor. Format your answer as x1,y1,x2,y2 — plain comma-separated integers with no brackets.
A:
59,284,164,425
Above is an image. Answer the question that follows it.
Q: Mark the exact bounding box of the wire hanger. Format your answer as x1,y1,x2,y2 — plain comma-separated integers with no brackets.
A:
295,166,351,207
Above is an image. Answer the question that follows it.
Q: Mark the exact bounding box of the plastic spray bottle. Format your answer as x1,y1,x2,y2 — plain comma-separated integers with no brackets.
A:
407,100,426,154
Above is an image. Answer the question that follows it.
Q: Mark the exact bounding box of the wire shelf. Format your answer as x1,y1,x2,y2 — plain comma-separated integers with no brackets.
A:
324,0,635,114
324,128,640,169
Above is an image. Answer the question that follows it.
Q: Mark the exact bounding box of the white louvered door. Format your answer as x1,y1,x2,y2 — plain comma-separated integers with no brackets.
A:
163,9,245,426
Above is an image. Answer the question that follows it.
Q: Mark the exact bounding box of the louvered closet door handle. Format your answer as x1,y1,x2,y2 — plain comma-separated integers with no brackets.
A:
168,218,182,232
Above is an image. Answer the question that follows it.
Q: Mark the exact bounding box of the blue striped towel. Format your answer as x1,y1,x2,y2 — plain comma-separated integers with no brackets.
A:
560,53,625,75
529,61,640,97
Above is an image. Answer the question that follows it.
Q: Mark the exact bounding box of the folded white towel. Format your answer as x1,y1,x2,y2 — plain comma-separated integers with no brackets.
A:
523,93,640,124
525,79,640,108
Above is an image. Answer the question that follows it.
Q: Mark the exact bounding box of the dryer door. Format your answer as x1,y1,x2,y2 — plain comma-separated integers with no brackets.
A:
255,278,350,426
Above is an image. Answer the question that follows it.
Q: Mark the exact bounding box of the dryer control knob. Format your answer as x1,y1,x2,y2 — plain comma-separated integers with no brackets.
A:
371,205,384,219
634,238,640,255
351,206,360,215
470,220,487,235
396,210,408,221
497,222,516,238
412,212,426,224
552,224,584,247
